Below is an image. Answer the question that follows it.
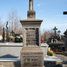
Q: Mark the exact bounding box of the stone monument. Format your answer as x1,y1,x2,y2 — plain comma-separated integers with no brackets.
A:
21,46,44,67
20,0,44,67
20,0,43,46
64,29,67,51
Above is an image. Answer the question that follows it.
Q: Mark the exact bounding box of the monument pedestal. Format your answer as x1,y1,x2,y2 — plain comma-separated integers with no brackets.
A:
21,45,44,67
20,19,42,46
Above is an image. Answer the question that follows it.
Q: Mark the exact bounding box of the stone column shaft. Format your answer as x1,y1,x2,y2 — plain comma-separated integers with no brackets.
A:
29,0,33,11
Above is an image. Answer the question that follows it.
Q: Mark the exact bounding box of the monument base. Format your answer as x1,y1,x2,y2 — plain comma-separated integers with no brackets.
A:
20,45,44,67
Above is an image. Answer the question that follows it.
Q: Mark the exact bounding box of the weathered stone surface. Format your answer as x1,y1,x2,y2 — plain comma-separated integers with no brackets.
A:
0,43,23,58
0,62,14,67
0,61,21,67
21,46,44,67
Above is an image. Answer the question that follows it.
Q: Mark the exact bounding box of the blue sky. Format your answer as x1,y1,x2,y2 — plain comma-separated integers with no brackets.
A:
0,0,67,34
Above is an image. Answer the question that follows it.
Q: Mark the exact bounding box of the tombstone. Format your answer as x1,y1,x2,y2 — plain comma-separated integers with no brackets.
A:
20,0,44,67
41,43,49,57
21,46,44,67
64,29,67,51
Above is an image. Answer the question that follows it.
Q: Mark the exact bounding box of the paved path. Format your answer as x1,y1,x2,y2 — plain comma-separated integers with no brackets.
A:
56,54,67,67
56,54,67,61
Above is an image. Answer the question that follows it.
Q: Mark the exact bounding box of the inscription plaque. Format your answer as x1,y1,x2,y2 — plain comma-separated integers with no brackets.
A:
26,28,39,46
21,47,44,67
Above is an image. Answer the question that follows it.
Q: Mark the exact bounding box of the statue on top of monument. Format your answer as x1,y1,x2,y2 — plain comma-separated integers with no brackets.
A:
27,0,35,18
29,0,33,11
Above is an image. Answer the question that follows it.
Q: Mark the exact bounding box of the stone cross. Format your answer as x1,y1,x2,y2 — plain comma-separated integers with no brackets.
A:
29,0,33,11
53,26,57,37
20,0,44,67
63,11,67,15
27,0,35,18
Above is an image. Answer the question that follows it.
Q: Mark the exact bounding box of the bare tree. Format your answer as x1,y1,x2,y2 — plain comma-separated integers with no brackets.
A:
0,18,3,35
8,11,23,34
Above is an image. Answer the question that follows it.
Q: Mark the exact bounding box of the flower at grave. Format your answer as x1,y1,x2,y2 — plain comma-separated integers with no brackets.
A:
47,47,55,56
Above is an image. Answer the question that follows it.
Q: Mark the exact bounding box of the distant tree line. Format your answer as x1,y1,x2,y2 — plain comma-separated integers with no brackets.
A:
0,11,23,42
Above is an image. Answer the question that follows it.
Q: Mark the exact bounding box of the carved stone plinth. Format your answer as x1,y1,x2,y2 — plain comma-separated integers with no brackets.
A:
20,0,44,67
20,46,44,67
20,20,42,46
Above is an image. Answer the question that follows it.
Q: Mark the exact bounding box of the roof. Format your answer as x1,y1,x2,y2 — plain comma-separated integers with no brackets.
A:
0,54,18,58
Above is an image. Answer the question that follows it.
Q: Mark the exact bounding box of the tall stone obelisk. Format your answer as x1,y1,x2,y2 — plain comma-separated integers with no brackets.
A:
20,0,44,67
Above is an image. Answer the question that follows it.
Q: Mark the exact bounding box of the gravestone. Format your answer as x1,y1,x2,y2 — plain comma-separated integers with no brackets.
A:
64,29,67,52
20,0,43,46
21,46,44,67
20,0,44,67
20,20,42,46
